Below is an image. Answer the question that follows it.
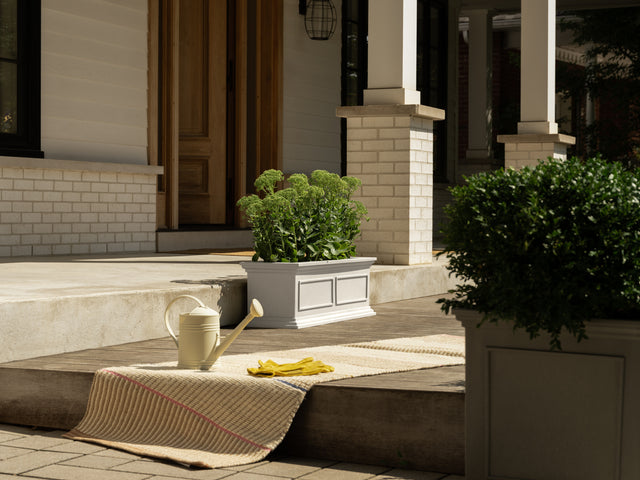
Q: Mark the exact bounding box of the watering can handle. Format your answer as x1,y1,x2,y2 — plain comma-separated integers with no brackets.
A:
163,295,206,347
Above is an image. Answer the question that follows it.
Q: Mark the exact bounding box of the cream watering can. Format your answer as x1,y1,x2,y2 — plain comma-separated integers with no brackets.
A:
164,295,264,370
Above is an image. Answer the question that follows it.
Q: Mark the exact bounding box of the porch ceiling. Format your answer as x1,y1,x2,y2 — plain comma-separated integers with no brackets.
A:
461,0,640,13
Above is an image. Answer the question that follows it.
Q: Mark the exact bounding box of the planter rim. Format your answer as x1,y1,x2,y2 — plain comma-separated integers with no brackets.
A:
454,308,640,339
241,256,376,270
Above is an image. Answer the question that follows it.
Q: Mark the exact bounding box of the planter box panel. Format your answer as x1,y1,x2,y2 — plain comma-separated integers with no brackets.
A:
299,278,334,311
335,275,369,305
488,348,623,480
245,269,297,320
457,309,640,480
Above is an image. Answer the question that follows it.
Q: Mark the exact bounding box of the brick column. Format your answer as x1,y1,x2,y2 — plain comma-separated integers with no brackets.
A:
337,105,445,265
497,133,575,169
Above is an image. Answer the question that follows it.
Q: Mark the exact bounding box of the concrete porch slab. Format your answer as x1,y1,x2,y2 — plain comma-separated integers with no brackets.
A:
0,253,459,363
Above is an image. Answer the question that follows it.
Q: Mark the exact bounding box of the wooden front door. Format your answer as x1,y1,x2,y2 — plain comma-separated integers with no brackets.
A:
178,0,227,225
153,0,282,230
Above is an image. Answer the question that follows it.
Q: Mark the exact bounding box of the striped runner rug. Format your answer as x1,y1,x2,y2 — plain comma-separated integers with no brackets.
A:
64,334,465,468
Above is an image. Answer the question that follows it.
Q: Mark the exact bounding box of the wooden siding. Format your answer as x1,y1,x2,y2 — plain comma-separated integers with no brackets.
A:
281,0,342,174
41,0,148,165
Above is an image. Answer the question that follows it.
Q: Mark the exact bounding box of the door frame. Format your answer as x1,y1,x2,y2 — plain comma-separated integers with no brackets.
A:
149,0,179,230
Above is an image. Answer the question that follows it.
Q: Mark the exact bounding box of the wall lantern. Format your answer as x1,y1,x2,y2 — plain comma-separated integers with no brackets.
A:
299,0,337,41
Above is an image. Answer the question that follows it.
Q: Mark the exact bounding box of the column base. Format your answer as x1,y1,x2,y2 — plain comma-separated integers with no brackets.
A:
363,88,422,106
517,121,558,135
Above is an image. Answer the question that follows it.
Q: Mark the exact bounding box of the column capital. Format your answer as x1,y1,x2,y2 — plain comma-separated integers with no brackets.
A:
363,88,421,106
497,133,575,145
337,104,445,121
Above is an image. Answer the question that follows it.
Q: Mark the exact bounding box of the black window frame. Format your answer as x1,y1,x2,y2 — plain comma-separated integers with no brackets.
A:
0,0,43,158
417,0,448,183
340,0,368,176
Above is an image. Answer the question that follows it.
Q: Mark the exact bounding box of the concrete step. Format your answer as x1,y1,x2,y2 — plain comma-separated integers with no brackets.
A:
0,253,459,363
279,366,465,473
0,296,465,474
0,362,464,473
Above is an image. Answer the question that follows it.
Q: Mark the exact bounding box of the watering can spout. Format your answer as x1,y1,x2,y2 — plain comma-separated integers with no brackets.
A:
201,299,264,370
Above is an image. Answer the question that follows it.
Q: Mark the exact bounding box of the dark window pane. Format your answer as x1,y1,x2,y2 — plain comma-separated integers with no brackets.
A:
341,0,368,175
430,6,439,46
345,74,359,105
0,0,42,157
346,32,359,70
0,0,17,60
344,0,359,20
417,0,448,181
0,61,17,134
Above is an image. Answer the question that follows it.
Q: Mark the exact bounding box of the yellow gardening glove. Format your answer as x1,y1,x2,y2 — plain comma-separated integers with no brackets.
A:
247,357,335,377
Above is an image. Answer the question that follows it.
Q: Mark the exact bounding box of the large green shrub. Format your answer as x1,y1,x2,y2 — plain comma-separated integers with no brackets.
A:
439,157,640,349
237,169,367,262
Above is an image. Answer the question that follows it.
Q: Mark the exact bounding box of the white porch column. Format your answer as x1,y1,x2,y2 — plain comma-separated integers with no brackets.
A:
462,9,495,179
363,0,421,105
498,0,574,168
519,0,556,135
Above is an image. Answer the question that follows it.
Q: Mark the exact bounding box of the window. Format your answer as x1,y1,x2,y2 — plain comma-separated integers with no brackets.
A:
0,0,42,157
417,0,448,182
341,0,368,176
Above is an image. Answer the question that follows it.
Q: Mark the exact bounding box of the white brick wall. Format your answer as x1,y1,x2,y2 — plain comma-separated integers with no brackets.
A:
504,142,566,169
0,158,161,257
344,112,437,265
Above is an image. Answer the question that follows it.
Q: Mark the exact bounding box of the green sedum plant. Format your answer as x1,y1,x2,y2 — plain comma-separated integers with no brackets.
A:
439,156,640,349
237,169,368,263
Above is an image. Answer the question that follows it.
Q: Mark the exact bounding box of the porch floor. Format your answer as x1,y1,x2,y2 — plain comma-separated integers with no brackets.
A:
0,250,459,364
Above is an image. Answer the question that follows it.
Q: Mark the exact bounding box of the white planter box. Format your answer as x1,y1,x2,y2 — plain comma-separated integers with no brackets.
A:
240,257,376,328
456,309,640,480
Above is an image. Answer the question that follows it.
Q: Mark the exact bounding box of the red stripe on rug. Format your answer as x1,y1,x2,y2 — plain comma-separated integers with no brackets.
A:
103,369,271,452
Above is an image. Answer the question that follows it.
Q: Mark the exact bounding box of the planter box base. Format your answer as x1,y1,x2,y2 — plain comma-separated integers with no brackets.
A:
249,306,376,329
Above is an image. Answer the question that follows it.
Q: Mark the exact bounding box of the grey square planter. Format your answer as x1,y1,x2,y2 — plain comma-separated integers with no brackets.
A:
456,309,640,480
241,257,376,328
